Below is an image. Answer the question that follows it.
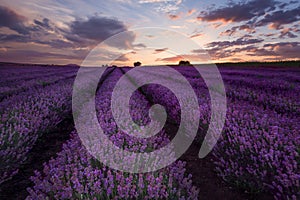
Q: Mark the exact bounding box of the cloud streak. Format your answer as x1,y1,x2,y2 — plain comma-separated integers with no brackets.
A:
154,47,168,53
206,38,264,49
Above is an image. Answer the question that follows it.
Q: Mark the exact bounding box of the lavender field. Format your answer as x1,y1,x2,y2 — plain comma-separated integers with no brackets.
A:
0,62,299,200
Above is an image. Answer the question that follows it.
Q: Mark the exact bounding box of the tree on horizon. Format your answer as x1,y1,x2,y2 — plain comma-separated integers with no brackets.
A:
178,60,192,66
134,61,142,67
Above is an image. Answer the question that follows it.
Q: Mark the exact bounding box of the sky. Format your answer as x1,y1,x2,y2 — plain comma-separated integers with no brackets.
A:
0,0,299,66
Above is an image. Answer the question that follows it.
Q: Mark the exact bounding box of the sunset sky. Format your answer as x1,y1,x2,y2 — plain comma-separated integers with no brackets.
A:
0,0,299,66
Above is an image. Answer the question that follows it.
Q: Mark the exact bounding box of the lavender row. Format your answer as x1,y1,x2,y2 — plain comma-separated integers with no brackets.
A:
0,79,74,185
0,65,77,84
27,68,199,199
0,66,117,186
27,133,198,200
128,66,299,199
143,66,299,116
0,71,77,102
213,101,299,199
175,65,300,83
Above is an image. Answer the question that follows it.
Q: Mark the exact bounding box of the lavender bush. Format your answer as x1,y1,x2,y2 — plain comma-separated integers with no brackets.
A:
0,79,73,184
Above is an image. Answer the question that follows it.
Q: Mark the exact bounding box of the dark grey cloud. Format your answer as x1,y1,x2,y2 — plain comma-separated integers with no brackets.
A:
220,24,256,36
191,37,269,60
0,33,30,42
0,11,136,65
191,49,207,54
0,13,136,51
197,0,277,23
69,16,135,49
154,48,168,53
192,42,300,60
70,16,127,41
133,43,147,49
220,6,300,38
263,42,300,49
256,7,300,29
168,14,180,20
0,6,29,34
34,18,51,29
246,42,300,59
206,38,264,49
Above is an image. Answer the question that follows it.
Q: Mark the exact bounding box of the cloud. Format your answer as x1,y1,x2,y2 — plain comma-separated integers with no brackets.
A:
114,54,130,62
190,33,203,38
0,49,84,64
190,37,265,60
187,9,196,16
168,14,180,20
218,5,300,39
192,42,300,61
197,0,277,23
279,28,297,38
33,18,51,29
0,16,82,49
104,31,136,49
0,6,29,34
156,55,183,62
69,16,135,49
156,53,211,63
169,25,184,29
206,38,264,49
138,0,169,3
138,0,183,13
220,24,256,36
0,11,136,64
0,33,30,42
154,47,168,53
70,16,127,41
244,42,300,59
264,42,299,49
205,1,299,37
133,43,147,48
256,7,300,29
37,39,75,49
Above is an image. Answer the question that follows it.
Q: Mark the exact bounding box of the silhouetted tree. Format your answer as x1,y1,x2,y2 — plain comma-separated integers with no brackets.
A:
178,60,191,66
134,61,142,67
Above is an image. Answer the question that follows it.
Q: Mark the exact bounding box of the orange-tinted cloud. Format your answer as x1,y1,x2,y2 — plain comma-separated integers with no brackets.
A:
168,12,184,20
190,33,203,38
187,9,196,16
157,53,210,63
